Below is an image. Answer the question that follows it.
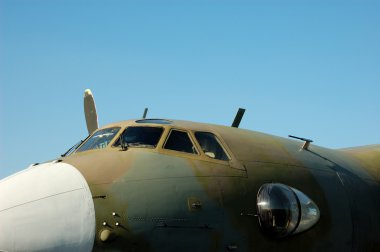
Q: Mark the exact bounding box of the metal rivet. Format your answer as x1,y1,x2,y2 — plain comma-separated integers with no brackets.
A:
112,212,116,216
115,222,120,227
102,221,107,226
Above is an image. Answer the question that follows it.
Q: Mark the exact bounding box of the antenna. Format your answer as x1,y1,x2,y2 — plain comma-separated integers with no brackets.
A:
142,108,148,119
288,135,313,150
231,108,246,128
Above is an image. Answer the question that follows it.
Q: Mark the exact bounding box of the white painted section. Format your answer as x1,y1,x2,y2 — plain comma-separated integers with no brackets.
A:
0,162,95,252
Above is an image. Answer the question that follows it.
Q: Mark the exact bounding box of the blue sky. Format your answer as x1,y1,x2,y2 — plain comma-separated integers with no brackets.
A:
1,0,379,179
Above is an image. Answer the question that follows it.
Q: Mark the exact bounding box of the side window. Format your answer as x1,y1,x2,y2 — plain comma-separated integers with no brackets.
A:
164,130,198,154
194,132,229,161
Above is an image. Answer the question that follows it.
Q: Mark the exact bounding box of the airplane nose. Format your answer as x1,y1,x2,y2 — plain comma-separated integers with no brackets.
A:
0,162,95,252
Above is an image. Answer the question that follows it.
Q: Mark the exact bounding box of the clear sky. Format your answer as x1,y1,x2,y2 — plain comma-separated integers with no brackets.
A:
1,0,379,179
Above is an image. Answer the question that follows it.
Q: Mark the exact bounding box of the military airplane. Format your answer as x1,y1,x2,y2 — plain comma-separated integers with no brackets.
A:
0,89,379,252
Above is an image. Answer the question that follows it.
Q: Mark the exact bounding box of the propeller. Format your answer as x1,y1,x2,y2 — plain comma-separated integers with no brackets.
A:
84,89,99,134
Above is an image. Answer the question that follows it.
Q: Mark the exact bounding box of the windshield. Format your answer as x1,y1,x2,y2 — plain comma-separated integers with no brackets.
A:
114,126,163,148
61,138,87,157
76,127,120,152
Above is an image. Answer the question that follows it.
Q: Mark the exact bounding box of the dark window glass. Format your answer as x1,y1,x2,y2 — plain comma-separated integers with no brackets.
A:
164,130,197,154
114,126,163,148
194,132,229,161
76,127,120,152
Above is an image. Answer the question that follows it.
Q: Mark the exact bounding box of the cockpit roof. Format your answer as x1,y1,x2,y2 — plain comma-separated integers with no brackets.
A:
135,119,172,124
100,119,231,133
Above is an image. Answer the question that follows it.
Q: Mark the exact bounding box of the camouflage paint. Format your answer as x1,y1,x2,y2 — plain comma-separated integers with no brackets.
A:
62,119,380,251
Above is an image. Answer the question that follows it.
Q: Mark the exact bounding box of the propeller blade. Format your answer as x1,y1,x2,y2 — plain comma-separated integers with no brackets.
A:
84,89,99,134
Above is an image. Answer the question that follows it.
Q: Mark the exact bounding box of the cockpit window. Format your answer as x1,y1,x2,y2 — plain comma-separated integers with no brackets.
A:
164,130,198,154
76,127,120,153
61,137,89,157
114,126,163,148
194,132,229,161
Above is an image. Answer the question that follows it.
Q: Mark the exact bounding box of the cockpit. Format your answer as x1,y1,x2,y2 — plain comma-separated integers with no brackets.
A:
113,126,164,149
69,119,230,161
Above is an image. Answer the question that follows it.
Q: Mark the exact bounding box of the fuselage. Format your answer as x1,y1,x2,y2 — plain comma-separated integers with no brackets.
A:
1,119,379,251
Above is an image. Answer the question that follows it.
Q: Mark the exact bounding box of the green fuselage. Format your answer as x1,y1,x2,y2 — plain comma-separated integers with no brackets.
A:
62,119,380,251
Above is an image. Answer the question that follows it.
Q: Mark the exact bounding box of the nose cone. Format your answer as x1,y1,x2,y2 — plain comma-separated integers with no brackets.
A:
0,162,95,252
